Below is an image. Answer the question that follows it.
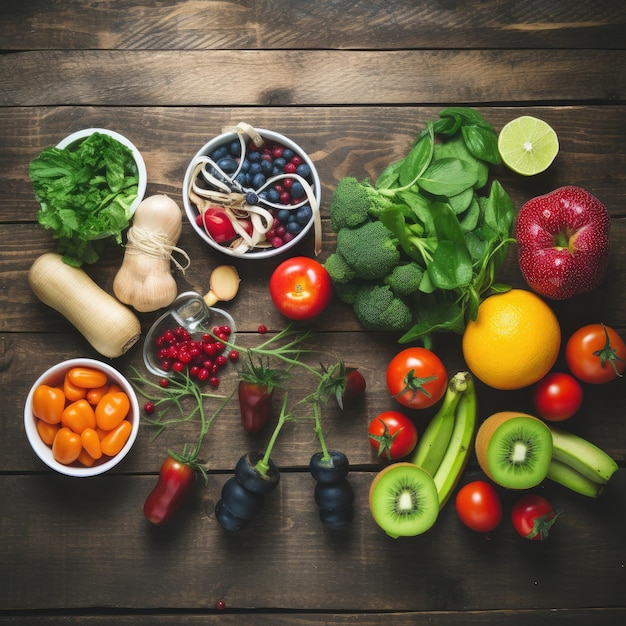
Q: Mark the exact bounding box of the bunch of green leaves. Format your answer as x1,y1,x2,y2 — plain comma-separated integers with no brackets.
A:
340,107,516,346
29,132,140,266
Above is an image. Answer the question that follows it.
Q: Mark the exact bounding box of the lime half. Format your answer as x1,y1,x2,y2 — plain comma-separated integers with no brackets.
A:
498,116,559,176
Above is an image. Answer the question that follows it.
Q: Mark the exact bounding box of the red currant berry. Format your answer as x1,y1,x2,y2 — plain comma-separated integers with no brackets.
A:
216,599,226,611
197,368,209,381
159,378,169,388
144,402,155,415
209,377,220,388
229,349,239,361
258,324,268,334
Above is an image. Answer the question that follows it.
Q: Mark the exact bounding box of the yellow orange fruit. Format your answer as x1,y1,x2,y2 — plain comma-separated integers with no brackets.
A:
462,289,560,390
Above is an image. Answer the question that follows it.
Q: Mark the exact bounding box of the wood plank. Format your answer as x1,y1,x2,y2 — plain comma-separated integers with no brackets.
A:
0,471,624,612
1,50,624,106
1,0,623,51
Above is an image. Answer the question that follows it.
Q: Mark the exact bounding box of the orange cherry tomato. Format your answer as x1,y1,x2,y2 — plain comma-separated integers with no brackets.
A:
63,372,87,401
61,399,97,434
86,384,110,406
67,367,108,389
81,427,103,460
32,384,66,424
36,419,60,445
107,383,123,395
52,427,82,465
100,420,132,456
95,391,130,431
77,448,96,467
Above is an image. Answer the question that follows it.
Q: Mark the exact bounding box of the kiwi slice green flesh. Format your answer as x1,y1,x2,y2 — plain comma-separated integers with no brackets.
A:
485,416,552,489
369,462,438,538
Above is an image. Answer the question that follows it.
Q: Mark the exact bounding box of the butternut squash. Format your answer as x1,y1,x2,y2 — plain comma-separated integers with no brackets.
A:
113,194,188,312
28,253,141,358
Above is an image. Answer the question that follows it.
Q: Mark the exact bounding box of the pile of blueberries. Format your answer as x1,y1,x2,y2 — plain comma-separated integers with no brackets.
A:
207,137,316,245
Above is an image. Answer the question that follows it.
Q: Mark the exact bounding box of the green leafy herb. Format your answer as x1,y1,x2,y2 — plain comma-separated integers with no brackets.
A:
29,132,140,266
324,107,516,347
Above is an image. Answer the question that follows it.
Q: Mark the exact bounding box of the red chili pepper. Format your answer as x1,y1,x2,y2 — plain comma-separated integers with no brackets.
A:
143,455,196,525
238,380,274,433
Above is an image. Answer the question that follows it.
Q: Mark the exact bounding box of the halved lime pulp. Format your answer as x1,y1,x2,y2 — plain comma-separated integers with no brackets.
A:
497,115,559,176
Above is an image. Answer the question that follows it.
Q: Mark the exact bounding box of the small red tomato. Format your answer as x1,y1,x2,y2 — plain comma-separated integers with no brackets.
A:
455,481,502,533
565,323,626,384
368,411,418,460
386,347,448,409
143,455,196,525
533,372,583,421
269,256,332,320
200,207,237,243
511,494,558,541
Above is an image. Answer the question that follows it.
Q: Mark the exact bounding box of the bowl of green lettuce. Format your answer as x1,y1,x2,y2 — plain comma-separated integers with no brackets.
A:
29,128,147,266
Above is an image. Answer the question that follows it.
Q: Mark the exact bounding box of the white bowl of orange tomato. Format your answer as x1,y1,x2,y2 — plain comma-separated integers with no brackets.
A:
24,358,140,477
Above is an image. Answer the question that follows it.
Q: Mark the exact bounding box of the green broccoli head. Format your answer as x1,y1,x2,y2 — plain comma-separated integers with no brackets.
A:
336,221,401,280
384,261,424,297
353,284,413,332
323,251,356,284
329,177,397,232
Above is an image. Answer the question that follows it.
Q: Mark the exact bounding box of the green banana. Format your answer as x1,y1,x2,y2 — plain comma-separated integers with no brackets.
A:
411,371,470,477
549,425,618,485
433,375,477,509
546,459,605,498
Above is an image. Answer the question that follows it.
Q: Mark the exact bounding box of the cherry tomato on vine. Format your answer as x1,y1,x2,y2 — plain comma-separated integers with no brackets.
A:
533,372,583,422
455,481,502,533
368,411,418,460
269,256,332,320
386,347,448,409
565,323,626,384
143,455,196,525
511,494,558,541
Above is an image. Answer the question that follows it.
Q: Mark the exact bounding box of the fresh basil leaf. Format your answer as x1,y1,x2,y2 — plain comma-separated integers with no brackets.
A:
428,240,473,289
461,124,501,165
459,196,481,232
398,125,434,187
434,136,489,189
417,157,478,196
376,160,403,190
483,180,515,239
399,300,465,344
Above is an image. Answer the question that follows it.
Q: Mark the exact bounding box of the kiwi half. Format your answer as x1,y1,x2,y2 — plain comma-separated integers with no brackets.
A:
475,411,552,489
368,462,439,538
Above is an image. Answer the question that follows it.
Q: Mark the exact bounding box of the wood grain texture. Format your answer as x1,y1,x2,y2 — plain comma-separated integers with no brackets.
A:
1,49,624,106
1,0,624,50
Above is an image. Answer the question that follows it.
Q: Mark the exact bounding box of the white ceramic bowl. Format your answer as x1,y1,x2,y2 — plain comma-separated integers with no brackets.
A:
183,128,321,259
56,128,148,237
24,358,140,477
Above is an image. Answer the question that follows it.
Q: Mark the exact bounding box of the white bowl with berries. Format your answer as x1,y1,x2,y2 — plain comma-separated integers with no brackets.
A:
183,124,321,259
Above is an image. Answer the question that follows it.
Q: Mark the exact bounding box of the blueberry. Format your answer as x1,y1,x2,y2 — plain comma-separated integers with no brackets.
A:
215,499,249,532
266,189,281,203
319,506,354,530
260,159,273,175
245,191,259,205
251,172,266,188
221,477,265,520
211,146,229,161
273,157,287,171
286,221,303,234
290,181,305,199
248,162,262,176
296,163,311,178
235,172,249,186
282,148,295,161
314,479,354,511
277,209,291,223
271,166,284,177
234,453,281,494
296,205,313,224
229,140,242,156
248,150,261,162
239,158,250,173
310,450,350,484
217,157,238,174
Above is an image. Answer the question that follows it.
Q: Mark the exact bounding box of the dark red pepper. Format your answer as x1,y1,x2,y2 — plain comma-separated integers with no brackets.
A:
143,455,196,525
238,380,274,433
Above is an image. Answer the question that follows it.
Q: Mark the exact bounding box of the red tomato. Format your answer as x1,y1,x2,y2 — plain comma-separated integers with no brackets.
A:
565,323,626,384
368,411,418,460
144,455,196,525
533,372,583,422
455,481,502,533
511,494,558,541
386,347,447,409
198,207,237,243
269,256,332,320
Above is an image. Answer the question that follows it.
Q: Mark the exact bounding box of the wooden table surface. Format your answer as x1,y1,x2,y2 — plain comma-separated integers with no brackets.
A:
1,1,625,624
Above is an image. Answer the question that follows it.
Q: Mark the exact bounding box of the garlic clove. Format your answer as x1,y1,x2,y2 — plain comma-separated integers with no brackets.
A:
203,265,241,306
